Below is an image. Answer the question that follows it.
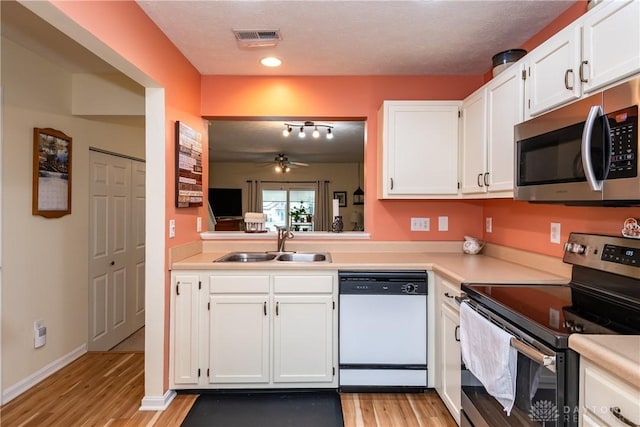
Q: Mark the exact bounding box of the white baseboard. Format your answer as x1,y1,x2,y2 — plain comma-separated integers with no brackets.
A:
139,389,177,411
2,344,87,404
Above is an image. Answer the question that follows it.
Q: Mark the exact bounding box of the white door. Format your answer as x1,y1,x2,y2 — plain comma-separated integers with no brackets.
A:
130,160,146,329
273,295,333,383
209,294,270,384
88,151,144,351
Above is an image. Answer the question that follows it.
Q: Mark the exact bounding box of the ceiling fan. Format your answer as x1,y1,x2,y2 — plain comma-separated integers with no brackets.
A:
273,153,308,173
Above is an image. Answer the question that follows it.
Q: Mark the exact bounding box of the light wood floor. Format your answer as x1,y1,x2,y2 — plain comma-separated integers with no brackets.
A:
1,353,457,427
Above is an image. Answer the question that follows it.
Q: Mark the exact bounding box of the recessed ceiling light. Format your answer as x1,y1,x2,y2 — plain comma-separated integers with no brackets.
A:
260,57,282,67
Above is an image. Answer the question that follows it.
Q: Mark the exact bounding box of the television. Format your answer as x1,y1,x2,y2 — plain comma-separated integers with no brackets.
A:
208,188,243,218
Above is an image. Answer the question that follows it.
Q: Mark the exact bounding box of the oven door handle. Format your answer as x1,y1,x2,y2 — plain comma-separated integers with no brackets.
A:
510,337,556,372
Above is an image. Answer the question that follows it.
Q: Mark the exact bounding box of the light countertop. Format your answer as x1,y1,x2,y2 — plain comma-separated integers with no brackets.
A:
569,335,640,388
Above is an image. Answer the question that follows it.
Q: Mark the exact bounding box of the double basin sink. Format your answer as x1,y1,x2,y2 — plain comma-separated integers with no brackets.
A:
215,251,331,263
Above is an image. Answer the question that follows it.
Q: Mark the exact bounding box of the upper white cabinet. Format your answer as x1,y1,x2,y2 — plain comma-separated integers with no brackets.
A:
524,24,582,118
582,0,640,93
461,63,523,196
378,101,460,198
525,0,640,119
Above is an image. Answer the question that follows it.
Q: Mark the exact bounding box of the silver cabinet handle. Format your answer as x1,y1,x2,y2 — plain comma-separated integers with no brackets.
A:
564,69,574,90
483,172,489,187
581,105,604,192
176,281,180,296
263,301,267,316
454,325,460,342
477,173,483,187
610,407,640,427
579,60,589,83
276,301,279,316
390,178,394,190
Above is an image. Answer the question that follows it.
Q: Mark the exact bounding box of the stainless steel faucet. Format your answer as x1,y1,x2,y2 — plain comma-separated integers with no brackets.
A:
275,226,294,252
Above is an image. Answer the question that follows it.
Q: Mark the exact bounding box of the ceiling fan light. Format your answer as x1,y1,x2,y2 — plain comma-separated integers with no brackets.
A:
298,126,306,138
326,128,334,139
312,126,320,138
284,166,291,173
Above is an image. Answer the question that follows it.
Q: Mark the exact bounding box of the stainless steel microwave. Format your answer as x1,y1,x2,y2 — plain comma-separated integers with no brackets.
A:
514,77,639,205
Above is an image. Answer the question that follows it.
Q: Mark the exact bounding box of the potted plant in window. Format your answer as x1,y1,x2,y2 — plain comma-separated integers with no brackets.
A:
290,202,309,225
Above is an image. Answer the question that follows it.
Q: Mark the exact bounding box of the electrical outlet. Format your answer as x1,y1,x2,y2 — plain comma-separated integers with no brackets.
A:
196,217,202,233
438,216,448,231
550,222,561,244
34,320,46,348
169,219,176,238
411,217,430,231
486,217,492,233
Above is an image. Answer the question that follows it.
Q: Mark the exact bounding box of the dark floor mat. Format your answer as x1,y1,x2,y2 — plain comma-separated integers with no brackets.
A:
180,391,344,427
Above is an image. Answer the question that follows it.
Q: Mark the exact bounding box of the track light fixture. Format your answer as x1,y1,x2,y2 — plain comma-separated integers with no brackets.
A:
283,121,334,140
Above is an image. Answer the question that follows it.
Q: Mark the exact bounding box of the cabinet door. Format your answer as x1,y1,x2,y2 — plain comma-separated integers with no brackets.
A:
582,0,640,93
273,295,334,383
379,101,460,197
460,88,488,194
486,64,524,194
525,24,581,118
172,274,200,385
441,302,461,425
209,294,270,384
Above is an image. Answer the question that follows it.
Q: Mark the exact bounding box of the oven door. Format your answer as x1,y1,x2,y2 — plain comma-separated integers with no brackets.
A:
460,304,578,427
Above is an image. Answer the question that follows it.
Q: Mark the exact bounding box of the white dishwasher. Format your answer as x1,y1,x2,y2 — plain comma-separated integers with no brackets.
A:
338,270,428,391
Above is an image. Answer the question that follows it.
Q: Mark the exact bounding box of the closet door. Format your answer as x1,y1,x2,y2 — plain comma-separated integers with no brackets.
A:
88,151,144,350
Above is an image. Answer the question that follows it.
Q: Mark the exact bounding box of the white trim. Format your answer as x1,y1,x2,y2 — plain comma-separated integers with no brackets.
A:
139,389,177,411
1,344,87,404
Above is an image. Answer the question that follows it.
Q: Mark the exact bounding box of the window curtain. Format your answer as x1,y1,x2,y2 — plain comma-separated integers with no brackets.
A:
315,180,331,231
246,180,263,212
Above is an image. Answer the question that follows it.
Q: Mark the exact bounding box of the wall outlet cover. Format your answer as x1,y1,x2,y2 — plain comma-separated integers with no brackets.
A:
486,217,492,233
411,217,430,231
438,216,448,231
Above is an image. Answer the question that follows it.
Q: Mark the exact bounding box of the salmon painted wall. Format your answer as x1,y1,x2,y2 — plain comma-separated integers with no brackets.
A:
48,0,204,391
201,75,485,240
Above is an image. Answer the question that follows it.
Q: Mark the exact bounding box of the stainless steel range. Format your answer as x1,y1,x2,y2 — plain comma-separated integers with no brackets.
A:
459,232,640,427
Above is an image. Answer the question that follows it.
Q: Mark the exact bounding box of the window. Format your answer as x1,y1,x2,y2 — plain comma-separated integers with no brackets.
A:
262,183,316,231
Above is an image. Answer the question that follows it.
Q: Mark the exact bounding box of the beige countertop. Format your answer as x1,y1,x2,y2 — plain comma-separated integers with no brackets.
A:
171,250,568,284
569,335,640,388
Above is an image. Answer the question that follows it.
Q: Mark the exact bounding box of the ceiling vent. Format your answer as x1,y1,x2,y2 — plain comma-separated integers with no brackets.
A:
233,29,282,48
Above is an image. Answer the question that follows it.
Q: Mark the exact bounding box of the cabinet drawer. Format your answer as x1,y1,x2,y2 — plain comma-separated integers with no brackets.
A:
582,360,640,426
440,278,461,311
209,275,270,293
274,275,333,294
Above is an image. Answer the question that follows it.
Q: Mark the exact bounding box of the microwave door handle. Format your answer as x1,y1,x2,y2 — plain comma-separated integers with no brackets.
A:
582,105,604,192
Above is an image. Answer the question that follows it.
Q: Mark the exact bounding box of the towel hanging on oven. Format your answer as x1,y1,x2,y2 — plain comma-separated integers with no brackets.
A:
460,302,518,415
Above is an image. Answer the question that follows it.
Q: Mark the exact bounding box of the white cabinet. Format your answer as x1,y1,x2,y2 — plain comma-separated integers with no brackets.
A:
170,270,338,390
524,23,581,118
434,274,461,425
378,100,460,198
461,63,523,196
171,274,201,386
582,0,640,94
525,0,640,118
579,358,640,427
208,274,270,384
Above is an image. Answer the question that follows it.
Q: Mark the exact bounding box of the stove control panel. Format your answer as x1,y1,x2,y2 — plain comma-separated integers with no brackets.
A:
563,233,640,279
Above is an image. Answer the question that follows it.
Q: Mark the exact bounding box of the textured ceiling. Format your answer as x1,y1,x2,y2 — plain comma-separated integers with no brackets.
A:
136,0,576,76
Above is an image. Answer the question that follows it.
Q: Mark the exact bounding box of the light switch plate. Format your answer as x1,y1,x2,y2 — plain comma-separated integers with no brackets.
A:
486,217,492,233
438,216,448,231
550,222,561,244
196,217,202,233
169,219,176,238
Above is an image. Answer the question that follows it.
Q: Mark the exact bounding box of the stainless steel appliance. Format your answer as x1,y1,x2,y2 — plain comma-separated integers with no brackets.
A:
338,270,428,390
459,233,640,426
514,77,639,205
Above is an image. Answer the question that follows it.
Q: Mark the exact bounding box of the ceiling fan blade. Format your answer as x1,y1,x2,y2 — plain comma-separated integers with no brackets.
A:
290,161,309,166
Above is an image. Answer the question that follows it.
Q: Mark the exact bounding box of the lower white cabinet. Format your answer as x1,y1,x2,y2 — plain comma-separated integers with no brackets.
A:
579,358,640,427
434,274,461,425
170,270,338,389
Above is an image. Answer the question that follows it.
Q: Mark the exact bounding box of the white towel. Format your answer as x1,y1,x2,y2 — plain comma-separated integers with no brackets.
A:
460,302,518,415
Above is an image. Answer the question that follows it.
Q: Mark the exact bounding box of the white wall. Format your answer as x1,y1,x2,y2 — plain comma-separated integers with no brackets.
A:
210,161,365,230
1,37,144,395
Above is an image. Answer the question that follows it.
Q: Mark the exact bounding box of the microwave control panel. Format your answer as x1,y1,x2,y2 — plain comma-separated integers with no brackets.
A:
607,105,637,179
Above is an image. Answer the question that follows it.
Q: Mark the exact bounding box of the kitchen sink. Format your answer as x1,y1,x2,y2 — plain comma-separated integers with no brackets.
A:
214,251,331,263
276,253,329,262
214,252,278,262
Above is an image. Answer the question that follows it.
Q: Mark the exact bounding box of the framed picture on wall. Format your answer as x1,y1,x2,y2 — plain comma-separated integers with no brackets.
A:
32,128,72,218
334,191,347,207
175,121,204,208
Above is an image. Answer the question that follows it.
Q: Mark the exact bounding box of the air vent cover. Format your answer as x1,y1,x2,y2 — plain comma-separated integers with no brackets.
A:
233,29,282,48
